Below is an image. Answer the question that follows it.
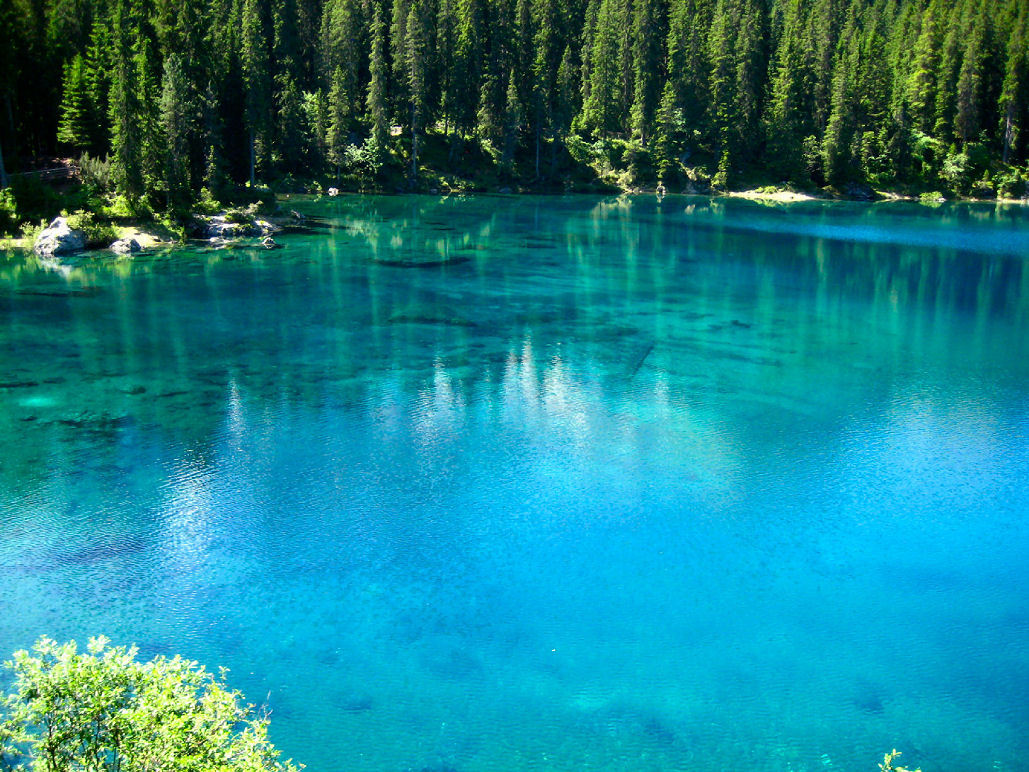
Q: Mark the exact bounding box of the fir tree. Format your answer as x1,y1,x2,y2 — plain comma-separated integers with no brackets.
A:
57,54,95,152
367,2,389,156
109,0,143,198
161,53,191,207
241,0,273,184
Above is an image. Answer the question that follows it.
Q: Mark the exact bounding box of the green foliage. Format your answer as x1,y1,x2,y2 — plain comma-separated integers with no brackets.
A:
64,209,117,247
77,153,114,197
0,189,18,235
0,636,300,772
4,0,1029,199
19,220,49,245
879,748,921,772
8,178,62,225
195,187,223,215
57,54,97,152
995,167,1027,198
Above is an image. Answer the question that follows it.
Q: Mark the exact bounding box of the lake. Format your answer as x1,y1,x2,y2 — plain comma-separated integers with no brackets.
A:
1,194,1028,772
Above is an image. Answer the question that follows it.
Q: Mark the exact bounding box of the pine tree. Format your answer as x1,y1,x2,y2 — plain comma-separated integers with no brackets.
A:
578,0,623,136
998,4,1028,164
326,65,349,178
367,2,389,156
503,67,521,168
403,0,432,180
765,0,814,180
241,0,272,184
454,0,487,134
822,5,859,185
906,0,946,135
955,11,987,144
161,53,191,207
135,34,164,199
664,0,712,143
109,0,144,198
57,54,95,152
529,0,561,177
629,0,663,144
438,0,458,136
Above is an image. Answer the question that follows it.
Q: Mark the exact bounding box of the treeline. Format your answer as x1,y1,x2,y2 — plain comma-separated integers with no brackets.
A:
0,0,1027,206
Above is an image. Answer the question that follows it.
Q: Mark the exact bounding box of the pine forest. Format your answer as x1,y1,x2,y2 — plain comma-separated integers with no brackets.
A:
1,0,1028,212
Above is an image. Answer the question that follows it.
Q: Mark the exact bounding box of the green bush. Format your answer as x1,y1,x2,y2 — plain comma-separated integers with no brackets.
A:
19,219,47,245
0,636,300,772
8,176,61,222
65,209,117,248
77,153,113,197
0,189,17,235
995,168,1027,199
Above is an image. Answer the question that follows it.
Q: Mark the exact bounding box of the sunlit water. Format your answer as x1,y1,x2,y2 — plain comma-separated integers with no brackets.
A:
2,195,1028,772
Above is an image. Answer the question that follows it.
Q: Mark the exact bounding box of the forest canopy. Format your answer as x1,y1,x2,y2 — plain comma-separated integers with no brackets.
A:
0,0,1027,206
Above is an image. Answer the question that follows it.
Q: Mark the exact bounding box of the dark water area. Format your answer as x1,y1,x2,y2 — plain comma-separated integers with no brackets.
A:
1,194,1028,771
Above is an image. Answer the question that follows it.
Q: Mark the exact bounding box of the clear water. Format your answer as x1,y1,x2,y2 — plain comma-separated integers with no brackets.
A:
1,195,1028,772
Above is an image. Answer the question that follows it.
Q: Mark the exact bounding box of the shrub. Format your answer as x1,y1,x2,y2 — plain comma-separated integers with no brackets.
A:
0,636,300,772
995,168,1027,199
78,153,113,196
0,189,17,235
19,219,47,245
65,209,117,248
225,202,260,223
195,187,223,215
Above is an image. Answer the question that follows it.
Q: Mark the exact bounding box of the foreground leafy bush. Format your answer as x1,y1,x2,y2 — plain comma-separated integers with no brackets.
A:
0,636,300,772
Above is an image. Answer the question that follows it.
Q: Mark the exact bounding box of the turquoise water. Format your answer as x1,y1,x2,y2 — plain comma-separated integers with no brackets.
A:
2,195,1028,772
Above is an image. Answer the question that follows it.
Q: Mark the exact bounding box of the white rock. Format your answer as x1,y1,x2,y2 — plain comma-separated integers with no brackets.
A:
110,238,141,254
34,217,86,257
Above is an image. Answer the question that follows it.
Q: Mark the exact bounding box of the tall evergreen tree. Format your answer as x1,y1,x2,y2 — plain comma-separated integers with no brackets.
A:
241,0,273,184
57,54,96,152
998,4,1028,164
367,2,390,155
629,0,663,144
161,53,191,207
109,0,144,198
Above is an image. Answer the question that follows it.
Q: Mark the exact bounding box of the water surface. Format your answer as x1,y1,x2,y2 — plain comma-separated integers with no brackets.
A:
2,195,1028,772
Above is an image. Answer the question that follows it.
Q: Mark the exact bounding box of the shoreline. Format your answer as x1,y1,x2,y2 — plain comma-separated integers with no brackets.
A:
2,189,1026,256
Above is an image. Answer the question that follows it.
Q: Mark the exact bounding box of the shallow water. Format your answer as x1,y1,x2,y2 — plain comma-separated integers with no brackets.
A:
1,194,1028,772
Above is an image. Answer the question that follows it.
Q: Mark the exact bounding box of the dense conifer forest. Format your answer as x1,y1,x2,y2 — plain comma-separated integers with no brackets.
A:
0,0,1027,214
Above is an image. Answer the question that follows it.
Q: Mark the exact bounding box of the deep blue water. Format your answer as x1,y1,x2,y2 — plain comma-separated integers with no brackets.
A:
1,194,1028,771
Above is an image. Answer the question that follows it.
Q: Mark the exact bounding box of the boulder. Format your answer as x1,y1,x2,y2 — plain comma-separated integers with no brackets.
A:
205,215,264,239
327,187,339,197
255,219,280,235
34,217,86,257
261,236,280,249
110,238,141,254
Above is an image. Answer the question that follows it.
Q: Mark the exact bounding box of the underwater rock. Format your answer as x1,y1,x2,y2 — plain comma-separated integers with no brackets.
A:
388,304,477,328
372,256,471,269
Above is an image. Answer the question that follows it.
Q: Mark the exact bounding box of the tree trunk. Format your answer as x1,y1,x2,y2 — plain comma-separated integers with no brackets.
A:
249,128,256,187
1002,105,1014,165
410,102,418,184
534,120,540,180
0,133,8,189
1,94,12,188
